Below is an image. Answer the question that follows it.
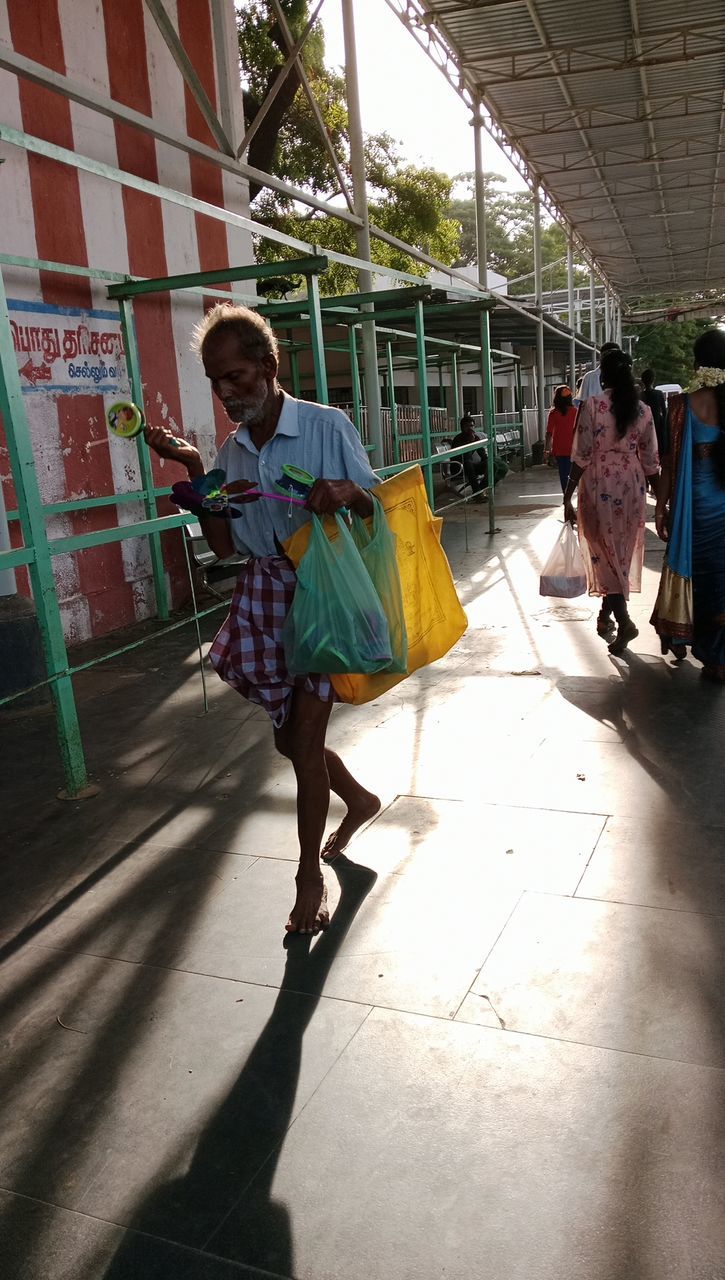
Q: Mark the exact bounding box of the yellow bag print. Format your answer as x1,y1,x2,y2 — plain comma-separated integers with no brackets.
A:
283,465,467,704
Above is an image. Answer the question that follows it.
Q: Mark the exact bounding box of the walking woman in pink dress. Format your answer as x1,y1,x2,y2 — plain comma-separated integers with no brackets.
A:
563,349,660,655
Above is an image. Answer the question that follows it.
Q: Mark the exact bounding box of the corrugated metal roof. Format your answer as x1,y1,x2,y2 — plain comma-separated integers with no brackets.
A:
395,0,725,301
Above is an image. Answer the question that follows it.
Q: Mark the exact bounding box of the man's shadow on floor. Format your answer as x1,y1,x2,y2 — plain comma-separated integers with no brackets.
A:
101,855,377,1280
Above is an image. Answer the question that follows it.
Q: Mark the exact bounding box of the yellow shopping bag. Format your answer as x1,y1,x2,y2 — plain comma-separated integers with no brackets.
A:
283,465,467,704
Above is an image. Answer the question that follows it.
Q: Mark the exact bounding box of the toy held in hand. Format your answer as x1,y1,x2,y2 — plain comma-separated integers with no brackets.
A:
107,400,182,447
171,468,310,519
274,464,316,500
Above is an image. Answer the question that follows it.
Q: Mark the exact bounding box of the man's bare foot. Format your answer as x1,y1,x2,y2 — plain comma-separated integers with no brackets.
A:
285,874,329,935
321,789,381,863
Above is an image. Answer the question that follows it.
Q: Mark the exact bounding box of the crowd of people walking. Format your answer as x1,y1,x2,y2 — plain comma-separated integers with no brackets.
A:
552,327,725,681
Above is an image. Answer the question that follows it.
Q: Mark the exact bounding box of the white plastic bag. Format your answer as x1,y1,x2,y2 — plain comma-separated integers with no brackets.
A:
539,523,587,598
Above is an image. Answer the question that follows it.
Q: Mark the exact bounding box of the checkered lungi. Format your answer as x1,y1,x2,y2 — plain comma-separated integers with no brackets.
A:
209,555,336,728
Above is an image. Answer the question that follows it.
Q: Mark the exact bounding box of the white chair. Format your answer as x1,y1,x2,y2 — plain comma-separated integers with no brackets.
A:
435,441,466,491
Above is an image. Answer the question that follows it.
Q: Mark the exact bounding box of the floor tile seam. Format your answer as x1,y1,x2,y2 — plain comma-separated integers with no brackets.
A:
6,936,494,1025
449,891,525,1023
459,1018,725,1074
571,815,611,897
0,1185,290,1280
402,795,614,819
9,939,388,1012
200,1004,377,1254
396,792,615,820
188,790,407,861
0,850,263,966
393,793,464,805
541,887,725,921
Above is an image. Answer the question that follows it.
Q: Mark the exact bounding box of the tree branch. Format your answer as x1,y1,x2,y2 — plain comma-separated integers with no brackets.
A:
243,19,304,201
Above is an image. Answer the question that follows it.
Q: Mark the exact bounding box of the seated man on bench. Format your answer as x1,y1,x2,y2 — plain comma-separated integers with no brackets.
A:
451,414,488,497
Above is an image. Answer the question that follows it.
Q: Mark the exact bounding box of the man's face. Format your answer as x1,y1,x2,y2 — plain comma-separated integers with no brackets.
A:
461,419,476,440
202,331,275,427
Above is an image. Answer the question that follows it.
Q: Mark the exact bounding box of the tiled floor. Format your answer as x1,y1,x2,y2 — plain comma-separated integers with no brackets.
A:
2,467,724,1279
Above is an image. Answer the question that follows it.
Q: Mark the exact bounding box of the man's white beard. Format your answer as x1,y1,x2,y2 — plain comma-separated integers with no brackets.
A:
227,379,268,427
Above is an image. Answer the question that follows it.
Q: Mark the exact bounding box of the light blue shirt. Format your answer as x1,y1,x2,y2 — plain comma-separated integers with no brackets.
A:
574,367,602,406
213,391,379,557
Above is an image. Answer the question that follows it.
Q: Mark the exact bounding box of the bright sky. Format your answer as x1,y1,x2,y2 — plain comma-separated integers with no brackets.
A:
320,0,525,194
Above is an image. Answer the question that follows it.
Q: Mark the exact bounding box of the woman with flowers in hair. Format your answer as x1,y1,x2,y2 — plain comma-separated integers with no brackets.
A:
652,327,725,681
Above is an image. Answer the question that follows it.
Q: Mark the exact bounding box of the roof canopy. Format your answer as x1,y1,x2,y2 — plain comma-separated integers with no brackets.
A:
392,0,725,302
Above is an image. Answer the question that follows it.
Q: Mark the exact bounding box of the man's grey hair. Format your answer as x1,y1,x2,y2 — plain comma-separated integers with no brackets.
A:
191,303,279,363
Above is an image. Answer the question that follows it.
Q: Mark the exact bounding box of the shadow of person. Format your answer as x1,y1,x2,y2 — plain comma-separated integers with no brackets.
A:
100,855,377,1280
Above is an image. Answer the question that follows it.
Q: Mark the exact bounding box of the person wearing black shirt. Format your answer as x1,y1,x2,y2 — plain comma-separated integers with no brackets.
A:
640,369,667,455
451,414,488,495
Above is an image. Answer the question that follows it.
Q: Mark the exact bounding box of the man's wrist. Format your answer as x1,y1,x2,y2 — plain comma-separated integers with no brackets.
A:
350,484,374,516
186,454,205,479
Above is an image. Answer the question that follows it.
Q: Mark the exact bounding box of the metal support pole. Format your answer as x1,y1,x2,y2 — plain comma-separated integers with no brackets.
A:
414,300,434,507
480,309,496,534
118,299,169,620
385,341,399,465
287,332,302,397
515,359,525,470
589,265,597,369
210,0,243,154
305,271,329,403
473,104,488,286
616,298,623,346
349,325,362,433
567,233,576,391
533,188,546,441
0,269,88,794
341,0,384,467
450,350,460,424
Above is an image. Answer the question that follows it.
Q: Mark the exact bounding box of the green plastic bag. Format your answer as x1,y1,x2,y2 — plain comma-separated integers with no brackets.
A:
283,513,393,675
350,496,408,674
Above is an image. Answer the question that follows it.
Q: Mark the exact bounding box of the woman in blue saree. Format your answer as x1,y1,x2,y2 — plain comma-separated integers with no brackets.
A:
652,329,725,681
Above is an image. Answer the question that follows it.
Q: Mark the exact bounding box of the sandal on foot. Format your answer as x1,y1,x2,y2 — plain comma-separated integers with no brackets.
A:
608,620,638,656
596,613,616,638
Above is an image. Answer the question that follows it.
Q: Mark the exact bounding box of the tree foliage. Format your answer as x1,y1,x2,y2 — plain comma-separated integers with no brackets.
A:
448,173,589,294
238,1,459,294
237,3,585,299
629,318,714,388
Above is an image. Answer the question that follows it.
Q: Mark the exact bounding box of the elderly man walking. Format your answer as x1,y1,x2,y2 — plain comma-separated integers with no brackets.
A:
145,304,381,936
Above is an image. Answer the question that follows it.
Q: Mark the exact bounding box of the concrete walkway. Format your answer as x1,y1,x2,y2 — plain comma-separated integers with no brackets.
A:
1,466,724,1280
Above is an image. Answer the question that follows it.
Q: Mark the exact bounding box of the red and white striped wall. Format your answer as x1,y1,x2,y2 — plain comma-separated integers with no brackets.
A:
0,0,253,643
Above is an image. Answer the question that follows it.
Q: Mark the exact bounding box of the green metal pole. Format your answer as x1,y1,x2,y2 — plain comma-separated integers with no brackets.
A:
289,342,302,398
348,325,363,433
480,309,496,535
414,300,434,507
305,272,329,403
515,359,525,471
451,350,461,424
386,341,399,465
0,268,89,795
118,298,170,620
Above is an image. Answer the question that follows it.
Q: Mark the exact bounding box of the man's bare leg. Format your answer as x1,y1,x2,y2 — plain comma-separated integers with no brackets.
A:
321,748,381,862
274,689,334,935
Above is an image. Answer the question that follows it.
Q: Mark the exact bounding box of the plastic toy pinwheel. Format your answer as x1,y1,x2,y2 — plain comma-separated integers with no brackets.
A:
171,468,309,519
